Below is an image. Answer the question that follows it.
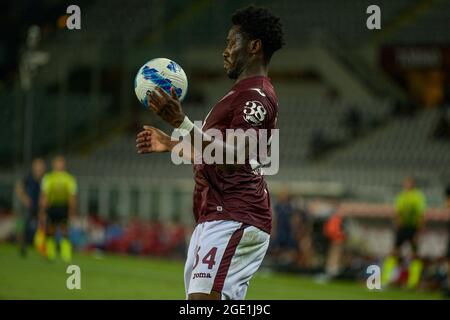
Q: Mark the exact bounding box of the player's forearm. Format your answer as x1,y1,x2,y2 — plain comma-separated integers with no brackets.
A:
175,124,252,165
169,138,195,163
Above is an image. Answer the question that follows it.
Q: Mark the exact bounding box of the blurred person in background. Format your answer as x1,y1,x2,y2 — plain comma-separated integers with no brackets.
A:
316,212,347,282
382,176,426,289
270,189,298,265
292,198,315,268
39,155,77,262
15,158,46,257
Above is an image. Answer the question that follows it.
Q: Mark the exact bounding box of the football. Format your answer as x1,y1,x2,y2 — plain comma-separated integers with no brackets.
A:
134,58,188,107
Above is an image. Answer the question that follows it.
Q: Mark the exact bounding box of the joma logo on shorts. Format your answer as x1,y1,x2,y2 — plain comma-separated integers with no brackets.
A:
193,272,212,279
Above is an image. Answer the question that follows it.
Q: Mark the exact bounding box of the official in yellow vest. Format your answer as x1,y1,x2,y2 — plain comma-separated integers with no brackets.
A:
39,155,77,262
394,176,426,252
383,176,426,289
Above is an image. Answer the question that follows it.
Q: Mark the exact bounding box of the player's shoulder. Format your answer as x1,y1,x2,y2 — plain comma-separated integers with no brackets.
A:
241,81,276,109
231,87,274,108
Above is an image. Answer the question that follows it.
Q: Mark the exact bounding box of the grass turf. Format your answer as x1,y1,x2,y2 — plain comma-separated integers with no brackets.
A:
0,244,443,300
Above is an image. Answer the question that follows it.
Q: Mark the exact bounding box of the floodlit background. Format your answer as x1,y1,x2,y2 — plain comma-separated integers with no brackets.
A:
0,0,449,299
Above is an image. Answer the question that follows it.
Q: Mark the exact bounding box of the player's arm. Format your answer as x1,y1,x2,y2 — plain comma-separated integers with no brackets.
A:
136,87,260,167
136,123,248,166
136,87,242,161
136,126,179,154
15,180,31,208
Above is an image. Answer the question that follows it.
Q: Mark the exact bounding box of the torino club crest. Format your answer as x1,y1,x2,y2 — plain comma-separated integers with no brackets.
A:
243,101,267,126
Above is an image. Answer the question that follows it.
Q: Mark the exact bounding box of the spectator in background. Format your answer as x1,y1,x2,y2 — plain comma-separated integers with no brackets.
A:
315,212,347,283
39,155,77,262
292,199,315,268
382,176,426,289
15,158,46,257
270,189,298,265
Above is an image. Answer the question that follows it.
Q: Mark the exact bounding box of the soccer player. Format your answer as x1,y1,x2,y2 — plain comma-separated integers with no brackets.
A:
15,158,46,257
39,155,77,262
382,176,426,289
136,6,284,299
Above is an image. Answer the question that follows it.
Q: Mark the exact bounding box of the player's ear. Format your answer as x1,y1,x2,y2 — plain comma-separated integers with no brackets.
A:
248,39,262,55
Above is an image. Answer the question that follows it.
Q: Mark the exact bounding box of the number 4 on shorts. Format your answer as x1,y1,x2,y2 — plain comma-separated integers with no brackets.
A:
193,246,218,270
202,247,218,269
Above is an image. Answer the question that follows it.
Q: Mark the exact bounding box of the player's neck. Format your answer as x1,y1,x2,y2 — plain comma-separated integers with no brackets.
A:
236,63,268,84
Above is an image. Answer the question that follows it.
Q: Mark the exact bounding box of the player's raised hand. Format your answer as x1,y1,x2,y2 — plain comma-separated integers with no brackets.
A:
136,126,174,153
147,87,186,128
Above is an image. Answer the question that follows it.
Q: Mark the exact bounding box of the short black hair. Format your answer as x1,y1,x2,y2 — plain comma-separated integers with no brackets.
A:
231,5,285,63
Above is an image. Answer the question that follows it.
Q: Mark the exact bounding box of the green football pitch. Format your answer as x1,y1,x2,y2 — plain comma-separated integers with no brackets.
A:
0,244,443,300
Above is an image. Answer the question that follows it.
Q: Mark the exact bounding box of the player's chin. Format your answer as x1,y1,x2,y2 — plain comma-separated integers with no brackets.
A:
226,68,238,80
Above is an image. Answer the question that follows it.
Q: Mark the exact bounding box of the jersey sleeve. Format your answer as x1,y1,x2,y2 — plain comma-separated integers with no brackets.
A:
227,89,277,168
228,89,276,130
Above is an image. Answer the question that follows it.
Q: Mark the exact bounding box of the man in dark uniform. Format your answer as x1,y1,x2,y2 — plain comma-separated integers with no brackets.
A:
15,158,46,257
271,189,298,263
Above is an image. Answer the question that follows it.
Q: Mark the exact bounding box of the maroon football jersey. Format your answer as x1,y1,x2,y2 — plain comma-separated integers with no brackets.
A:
192,76,278,234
